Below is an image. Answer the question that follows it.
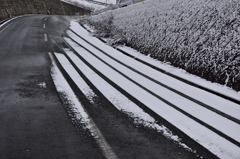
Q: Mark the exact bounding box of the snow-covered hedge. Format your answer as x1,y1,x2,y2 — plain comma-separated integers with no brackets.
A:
86,0,240,91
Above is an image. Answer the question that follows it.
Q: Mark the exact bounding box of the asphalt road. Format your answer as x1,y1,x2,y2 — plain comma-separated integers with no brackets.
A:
0,15,215,159
0,15,104,159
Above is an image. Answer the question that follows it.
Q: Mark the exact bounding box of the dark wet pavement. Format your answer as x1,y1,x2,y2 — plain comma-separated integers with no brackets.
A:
0,16,104,159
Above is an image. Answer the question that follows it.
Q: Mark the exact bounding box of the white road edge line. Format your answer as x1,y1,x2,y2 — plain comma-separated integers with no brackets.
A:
48,52,119,159
43,24,46,29
44,33,48,42
0,17,19,34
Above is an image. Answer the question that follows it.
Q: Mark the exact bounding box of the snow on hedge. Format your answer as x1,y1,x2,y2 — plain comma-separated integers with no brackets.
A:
86,0,240,91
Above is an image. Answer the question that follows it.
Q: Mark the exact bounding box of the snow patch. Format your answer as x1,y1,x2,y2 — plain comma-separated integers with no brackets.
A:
118,45,240,100
61,0,106,11
60,48,194,151
49,53,119,159
65,21,240,159
49,53,91,127
37,82,47,89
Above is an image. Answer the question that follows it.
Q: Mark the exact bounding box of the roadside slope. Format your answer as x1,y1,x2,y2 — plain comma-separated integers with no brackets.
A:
62,21,240,159
86,0,240,92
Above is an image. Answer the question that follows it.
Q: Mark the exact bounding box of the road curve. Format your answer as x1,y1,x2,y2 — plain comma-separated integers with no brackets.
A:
0,16,104,159
0,15,225,159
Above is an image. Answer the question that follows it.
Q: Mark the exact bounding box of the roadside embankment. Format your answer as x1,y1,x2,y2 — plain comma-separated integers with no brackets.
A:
86,0,240,92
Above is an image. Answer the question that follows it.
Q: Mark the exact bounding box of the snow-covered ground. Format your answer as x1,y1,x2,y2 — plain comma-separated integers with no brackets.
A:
86,0,240,92
61,0,106,11
70,21,240,114
116,45,240,104
56,21,240,159
93,0,116,4
49,53,119,159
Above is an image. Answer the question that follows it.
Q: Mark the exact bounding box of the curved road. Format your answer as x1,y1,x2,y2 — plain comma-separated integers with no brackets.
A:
0,16,214,159
0,16,104,159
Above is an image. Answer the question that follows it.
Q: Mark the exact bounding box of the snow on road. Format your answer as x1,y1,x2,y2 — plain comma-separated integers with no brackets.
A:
53,20,240,159
61,48,192,150
49,53,119,159
49,52,92,128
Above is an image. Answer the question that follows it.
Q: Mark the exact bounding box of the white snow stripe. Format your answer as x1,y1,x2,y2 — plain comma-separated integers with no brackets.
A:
49,52,119,159
49,52,91,126
61,48,192,150
65,31,240,144
117,45,240,102
64,37,240,159
83,37,240,124
53,50,96,103
69,22,240,122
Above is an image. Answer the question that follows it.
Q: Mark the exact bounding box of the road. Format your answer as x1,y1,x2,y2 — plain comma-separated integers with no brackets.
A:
0,15,104,159
0,15,231,159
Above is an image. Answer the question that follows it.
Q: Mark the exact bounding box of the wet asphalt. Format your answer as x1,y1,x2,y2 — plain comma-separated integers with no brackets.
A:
0,15,217,159
0,15,104,159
